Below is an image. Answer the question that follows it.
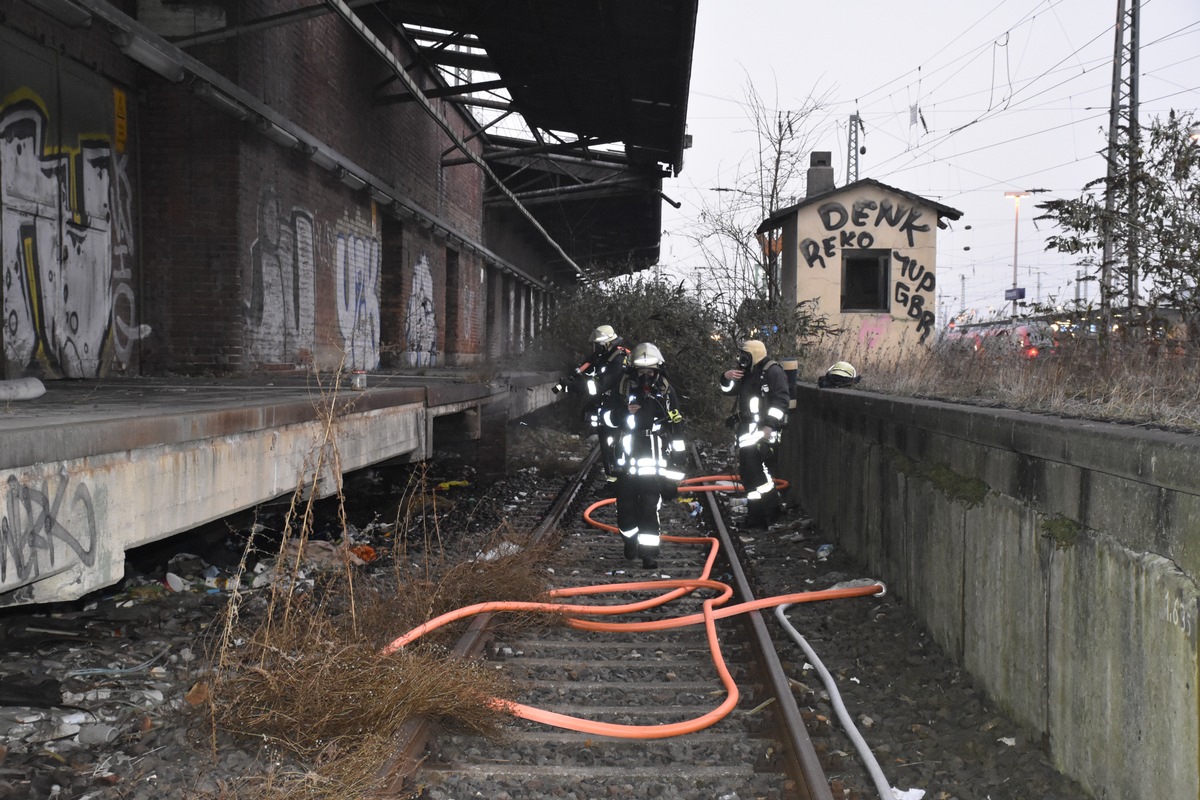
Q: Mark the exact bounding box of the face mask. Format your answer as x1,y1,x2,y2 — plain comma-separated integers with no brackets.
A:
593,342,607,357
737,351,753,371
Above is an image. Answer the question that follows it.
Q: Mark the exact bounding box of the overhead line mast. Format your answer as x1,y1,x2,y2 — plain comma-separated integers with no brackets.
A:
1100,0,1141,318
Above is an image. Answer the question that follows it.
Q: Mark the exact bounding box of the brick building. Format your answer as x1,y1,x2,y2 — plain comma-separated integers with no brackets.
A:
0,0,696,379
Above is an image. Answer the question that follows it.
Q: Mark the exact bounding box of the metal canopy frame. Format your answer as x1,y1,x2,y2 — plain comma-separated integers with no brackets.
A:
168,0,697,277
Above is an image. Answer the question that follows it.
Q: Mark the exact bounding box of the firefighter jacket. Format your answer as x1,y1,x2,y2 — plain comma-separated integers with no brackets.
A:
599,370,686,481
558,340,630,399
582,339,631,400
720,358,790,445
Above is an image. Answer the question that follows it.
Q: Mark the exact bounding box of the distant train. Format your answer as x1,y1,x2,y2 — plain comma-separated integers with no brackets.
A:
940,321,1057,359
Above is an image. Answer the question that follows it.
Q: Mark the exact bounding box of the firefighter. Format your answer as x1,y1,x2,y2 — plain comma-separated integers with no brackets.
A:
553,324,630,495
599,342,686,569
720,339,790,528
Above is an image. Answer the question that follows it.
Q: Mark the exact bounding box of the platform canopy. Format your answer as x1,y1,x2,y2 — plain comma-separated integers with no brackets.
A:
376,0,698,276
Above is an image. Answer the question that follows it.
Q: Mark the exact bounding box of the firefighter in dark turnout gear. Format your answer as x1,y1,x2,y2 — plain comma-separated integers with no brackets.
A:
553,325,630,493
599,343,686,569
720,339,790,528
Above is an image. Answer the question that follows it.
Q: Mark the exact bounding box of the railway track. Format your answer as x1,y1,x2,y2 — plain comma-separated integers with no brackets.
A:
391,445,883,800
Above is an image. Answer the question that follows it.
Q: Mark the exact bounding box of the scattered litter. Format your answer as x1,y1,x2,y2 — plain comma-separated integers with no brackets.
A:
350,544,378,562
77,723,119,745
66,647,170,678
816,544,833,560
476,541,522,561
849,676,860,684
163,572,190,592
891,790,925,800
998,736,1016,746
283,539,367,569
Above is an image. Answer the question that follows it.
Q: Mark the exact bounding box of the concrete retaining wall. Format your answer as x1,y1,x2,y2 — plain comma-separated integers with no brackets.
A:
778,385,1200,800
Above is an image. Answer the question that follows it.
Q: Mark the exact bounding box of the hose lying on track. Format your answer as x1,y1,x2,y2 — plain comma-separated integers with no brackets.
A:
777,601,896,800
381,473,885,741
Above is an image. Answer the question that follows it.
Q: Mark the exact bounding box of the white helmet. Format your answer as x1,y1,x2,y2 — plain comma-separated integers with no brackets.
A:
822,361,860,387
630,342,664,368
590,324,618,345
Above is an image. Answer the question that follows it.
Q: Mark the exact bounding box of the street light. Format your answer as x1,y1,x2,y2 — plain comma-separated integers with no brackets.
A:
1004,191,1030,319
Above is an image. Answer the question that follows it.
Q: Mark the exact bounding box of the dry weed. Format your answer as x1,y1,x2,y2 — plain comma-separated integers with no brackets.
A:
802,338,1200,433
198,374,566,800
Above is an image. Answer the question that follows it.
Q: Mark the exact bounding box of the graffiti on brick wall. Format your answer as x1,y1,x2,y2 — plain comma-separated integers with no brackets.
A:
405,251,437,366
110,150,150,366
0,472,97,593
0,94,145,378
248,188,381,370
334,229,380,370
248,187,316,364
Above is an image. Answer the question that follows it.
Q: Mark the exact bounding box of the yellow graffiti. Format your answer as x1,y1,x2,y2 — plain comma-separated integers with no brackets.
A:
20,232,46,362
3,87,112,225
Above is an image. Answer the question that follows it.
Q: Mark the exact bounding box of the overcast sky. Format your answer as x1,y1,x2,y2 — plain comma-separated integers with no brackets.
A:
660,0,1200,322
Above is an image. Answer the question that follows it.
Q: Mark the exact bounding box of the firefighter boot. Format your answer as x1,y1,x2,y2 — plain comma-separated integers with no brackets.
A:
623,535,638,561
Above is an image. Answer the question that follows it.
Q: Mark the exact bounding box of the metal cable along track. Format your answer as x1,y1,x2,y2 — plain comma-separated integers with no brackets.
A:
378,445,832,799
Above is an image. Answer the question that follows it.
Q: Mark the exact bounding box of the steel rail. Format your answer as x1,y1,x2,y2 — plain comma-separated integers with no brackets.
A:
376,446,600,794
690,444,835,800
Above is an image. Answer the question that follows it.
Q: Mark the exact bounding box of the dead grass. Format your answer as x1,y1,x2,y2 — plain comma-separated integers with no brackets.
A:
197,374,568,800
803,338,1200,434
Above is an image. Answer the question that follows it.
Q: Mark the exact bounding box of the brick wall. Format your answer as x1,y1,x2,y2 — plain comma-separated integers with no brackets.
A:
1,2,563,378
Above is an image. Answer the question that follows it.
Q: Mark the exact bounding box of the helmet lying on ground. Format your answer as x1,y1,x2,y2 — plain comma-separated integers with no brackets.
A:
819,361,860,388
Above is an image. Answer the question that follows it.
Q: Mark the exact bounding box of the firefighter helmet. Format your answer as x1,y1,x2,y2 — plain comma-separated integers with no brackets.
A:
821,361,860,387
630,342,664,368
590,324,618,345
740,339,768,368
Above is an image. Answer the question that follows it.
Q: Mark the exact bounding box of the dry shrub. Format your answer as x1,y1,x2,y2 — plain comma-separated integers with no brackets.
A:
801,338,1200,433
207,519,563,799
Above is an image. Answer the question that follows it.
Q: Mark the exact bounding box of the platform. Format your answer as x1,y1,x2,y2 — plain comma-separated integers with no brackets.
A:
0,370,558,607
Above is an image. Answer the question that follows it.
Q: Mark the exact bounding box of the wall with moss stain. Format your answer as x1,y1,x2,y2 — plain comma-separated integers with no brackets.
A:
778,384,1200,800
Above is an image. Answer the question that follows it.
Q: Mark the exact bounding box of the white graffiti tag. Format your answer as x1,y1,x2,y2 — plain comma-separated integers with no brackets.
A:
334,231,381,370
404,252,437,367
1,98,124,377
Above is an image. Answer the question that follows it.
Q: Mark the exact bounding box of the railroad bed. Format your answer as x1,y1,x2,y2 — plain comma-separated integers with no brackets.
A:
401,435,1096,800
0,422,1097,800
414,477,790,798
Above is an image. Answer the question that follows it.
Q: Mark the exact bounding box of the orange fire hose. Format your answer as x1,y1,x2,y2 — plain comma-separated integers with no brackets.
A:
382,474,883,739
